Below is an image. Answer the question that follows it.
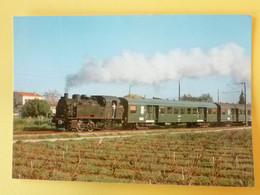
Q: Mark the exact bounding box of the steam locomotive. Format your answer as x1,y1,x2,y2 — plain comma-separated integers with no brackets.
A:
52,93,251,131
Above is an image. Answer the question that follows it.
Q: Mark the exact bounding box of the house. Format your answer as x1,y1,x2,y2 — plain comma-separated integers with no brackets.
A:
13,91,57,115
13,91,44,115
14,91,44,106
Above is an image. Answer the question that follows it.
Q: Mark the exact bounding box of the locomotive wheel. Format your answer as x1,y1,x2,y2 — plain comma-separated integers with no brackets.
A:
86,120,95,132
77,120,85,132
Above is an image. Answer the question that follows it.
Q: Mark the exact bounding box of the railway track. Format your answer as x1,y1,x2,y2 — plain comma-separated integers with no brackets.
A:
13,125,245,136
13,126,251,144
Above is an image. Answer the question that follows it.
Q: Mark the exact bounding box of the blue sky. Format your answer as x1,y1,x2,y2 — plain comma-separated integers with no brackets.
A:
13,15,251,103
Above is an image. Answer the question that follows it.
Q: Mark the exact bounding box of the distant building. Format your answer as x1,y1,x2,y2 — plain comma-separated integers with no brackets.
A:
13,91,58,116
14,91,43,106
13,91,44,114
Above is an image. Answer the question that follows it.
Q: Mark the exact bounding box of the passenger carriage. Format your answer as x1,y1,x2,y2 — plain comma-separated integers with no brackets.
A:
216,103,251,125
120,98,218,128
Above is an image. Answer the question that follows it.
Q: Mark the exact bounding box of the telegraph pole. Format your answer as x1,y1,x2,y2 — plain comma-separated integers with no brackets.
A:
241,82,247,126
178,80,180,100
217,88,219,103
128,85,131,96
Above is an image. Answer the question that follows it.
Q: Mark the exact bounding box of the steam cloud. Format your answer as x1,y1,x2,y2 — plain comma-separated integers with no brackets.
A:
65,42,250,92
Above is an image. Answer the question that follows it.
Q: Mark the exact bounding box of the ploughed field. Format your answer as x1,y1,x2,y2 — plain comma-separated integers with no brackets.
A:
12,127,254,186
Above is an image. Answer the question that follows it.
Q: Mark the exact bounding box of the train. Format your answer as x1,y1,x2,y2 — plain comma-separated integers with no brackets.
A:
52,93,251,131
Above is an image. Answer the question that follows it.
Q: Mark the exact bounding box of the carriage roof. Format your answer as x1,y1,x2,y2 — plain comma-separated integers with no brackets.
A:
123,98,217,108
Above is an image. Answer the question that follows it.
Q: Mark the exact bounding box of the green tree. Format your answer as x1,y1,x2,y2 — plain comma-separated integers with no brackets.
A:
197,93,213,102
180,94,194,101
238,90,246,104
21,99,51,118
180,93,213,102
124,94,143,99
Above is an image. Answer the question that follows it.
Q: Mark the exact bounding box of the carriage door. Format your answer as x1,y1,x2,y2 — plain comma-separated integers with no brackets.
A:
231,108,236,121
198,107,207,122
203,108,207,121
146,105,158,123
233,108,239,122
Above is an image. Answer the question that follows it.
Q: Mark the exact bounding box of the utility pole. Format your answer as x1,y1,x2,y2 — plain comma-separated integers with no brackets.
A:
217,89,219,103
128,85,131,96
241,82,247,126
178,80,180,100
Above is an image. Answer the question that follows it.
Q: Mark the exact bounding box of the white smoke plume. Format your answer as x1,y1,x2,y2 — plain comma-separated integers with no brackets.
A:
65,42,250,92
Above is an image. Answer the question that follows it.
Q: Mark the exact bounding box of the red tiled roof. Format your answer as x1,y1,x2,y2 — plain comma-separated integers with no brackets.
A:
15,91,43,97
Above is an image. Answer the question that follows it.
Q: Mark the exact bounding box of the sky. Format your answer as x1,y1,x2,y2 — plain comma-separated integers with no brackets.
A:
13,15,252,103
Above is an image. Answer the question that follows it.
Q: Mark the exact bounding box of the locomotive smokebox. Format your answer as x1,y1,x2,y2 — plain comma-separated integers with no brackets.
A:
64,93,68,99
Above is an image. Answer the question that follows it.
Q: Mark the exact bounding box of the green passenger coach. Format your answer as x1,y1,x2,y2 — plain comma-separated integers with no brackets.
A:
216,103,251,125
120,98,217,127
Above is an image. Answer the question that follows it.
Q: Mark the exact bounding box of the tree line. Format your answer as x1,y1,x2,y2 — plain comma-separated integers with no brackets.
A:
180,93,213,102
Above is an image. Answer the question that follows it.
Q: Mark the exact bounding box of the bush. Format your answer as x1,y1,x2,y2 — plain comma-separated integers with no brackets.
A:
21,99,51,118
13,118,55,131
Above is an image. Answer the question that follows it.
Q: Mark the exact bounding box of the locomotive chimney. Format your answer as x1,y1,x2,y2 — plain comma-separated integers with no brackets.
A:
64,93,68,99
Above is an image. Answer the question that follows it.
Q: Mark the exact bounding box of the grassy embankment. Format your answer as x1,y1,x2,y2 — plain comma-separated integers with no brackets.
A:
13,115,56,131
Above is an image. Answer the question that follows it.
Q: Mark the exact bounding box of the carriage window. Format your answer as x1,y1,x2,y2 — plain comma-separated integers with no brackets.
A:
240,109,243,115
192,108,197,114
248,110,251,115
141,106,145,115
187,108,191,114
167,107,173,114
222,109,226,115
180,108,185,114
228,109,231,115
174,108,179,114
208,108,212,114
130,105,137,113
160,107,165,114
212,108,217,114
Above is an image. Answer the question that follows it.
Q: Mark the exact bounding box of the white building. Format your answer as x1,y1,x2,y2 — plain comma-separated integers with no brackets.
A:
13,91,57,115
13,91,44,106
